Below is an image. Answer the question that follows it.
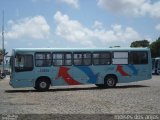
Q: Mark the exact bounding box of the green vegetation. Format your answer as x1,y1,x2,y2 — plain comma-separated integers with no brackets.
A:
130,40,149,48
130,37,160,58
149,37,160,58
0,49,8,64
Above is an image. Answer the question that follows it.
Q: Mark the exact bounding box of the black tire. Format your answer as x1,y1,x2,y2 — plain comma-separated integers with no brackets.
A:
104,75,117,88
35,78,50,91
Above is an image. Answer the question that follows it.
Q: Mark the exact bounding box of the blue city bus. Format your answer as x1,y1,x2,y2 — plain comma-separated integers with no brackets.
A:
152,57,160,75
10,48,152,91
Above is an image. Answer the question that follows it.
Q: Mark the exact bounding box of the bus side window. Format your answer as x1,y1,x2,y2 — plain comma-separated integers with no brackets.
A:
112,52,128,64
64,53,72,66
130,51,148,64
73,53,83,65
93,53,100,65
83,53,91,65
35,53,52,67
93,52,111,65
53,53,63,66
15,54,33,72
15,55,23,67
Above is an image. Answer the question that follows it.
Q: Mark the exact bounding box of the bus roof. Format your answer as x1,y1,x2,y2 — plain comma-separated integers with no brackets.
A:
13,47,150,52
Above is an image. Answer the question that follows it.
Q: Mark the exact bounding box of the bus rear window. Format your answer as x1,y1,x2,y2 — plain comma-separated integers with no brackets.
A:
130,52,148,64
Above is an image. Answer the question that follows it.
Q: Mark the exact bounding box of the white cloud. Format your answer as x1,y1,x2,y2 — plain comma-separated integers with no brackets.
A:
54,11,141,47
149,1,160,18
6,16,50,40
59,0,79,8
97,0,160,18
92,21,104,30
54,11,93,46
155,24,160,31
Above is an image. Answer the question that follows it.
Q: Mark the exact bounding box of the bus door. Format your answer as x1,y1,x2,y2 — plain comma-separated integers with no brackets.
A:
13,54,34,87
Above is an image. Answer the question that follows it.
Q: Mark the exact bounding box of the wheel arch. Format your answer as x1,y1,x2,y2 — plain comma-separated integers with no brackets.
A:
35,76,52,87
104,74,118,84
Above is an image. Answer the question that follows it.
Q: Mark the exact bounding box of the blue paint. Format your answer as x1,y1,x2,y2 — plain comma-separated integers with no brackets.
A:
127,65,138,75
76,66,98,83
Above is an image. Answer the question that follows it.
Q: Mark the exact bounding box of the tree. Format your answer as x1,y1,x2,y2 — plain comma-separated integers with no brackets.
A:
130,40,150,48
0,49,8,64
149,37,160,58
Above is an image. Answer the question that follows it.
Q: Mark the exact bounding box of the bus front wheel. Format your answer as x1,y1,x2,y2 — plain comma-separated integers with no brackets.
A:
104,75,117,88
35,78,50,91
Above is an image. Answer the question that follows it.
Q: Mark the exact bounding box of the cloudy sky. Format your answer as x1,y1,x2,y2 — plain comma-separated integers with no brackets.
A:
0,0,160,54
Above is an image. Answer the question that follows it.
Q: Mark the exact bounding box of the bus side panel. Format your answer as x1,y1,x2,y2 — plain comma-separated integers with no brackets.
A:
10,71,35,88
11,63,152,88
117,65,152,83
52,66,97,85
50,63,152,86
52,67,72,86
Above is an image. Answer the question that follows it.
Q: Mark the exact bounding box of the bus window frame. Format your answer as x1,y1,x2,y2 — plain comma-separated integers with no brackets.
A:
15,54,34,72
35,52,52,67
112,51,129,65
52,52,72,66
92,51,111,65
129,51,148,65
73,52,92,66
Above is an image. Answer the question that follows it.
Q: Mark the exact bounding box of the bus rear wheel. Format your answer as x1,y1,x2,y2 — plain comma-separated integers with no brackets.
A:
104,75,117,88
35,78,50,91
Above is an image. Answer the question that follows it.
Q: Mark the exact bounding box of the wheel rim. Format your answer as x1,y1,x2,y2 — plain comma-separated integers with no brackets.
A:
40,81,47,89
107,78,115,86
